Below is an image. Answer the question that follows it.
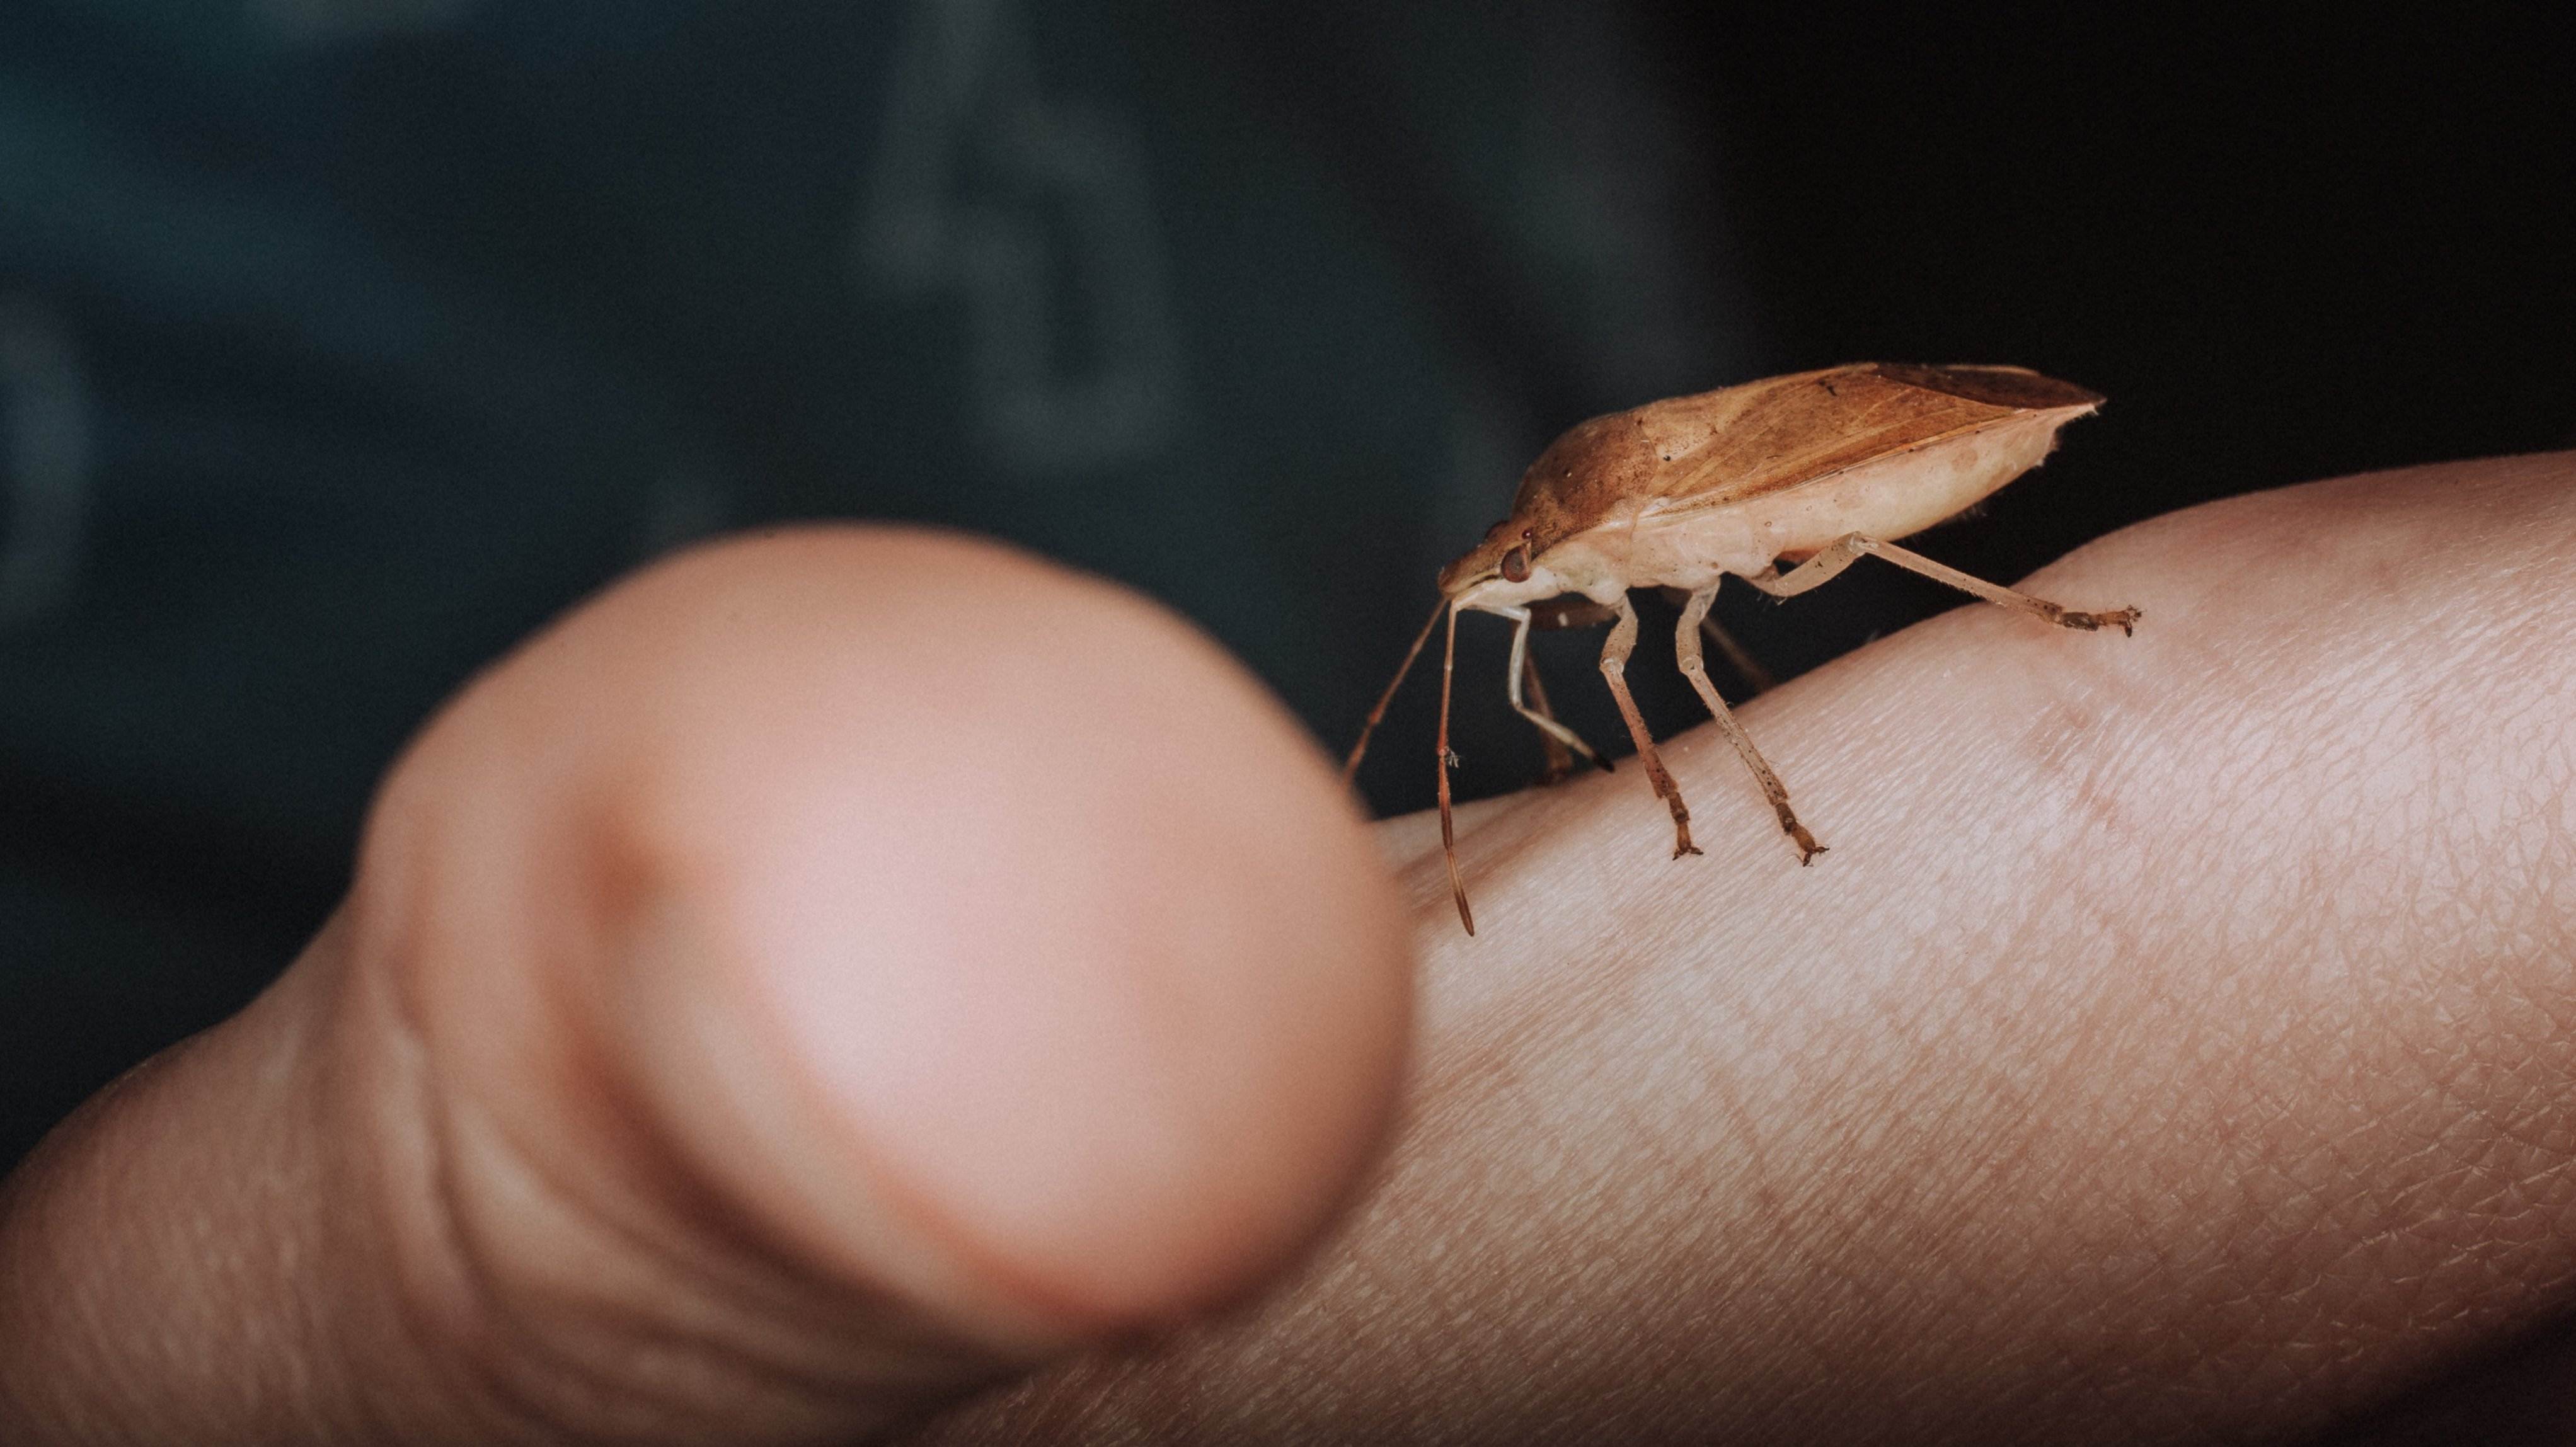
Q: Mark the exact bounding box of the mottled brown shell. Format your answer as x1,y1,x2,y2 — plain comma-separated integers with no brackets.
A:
1439,363,2103,592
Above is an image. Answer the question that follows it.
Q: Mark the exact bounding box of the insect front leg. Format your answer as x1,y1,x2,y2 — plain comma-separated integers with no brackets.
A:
1435,601,1475,934
1597,593,1701,860
1676,588,1825,864
1342,595,1447,784
1496,606,1611,781
1743,534,2141,634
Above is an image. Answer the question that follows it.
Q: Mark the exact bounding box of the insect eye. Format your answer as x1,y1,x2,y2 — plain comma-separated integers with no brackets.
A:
1500,545,1530,583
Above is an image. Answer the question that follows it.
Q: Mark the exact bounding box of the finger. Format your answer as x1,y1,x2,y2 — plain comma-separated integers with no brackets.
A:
908,452,2576,1444
0,527,1412,1444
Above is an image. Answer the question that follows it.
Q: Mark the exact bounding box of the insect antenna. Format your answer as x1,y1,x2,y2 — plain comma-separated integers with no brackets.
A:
1436,600,1474,934
1341,594,1449,785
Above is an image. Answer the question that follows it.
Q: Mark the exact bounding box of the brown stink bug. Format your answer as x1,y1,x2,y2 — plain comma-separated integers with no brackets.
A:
1345,362,2139,934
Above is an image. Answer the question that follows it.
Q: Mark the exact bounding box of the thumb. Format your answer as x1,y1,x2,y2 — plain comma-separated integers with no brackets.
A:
0,527,1412,1443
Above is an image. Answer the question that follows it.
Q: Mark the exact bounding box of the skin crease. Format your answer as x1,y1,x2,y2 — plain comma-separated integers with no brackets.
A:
0,457,2571,1444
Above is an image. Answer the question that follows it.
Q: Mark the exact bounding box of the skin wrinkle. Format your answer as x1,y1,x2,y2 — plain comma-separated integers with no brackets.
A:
440,1092,736,1433
1707,965,1966,1412
382,764,747,1439
2246,621,2565,1410
422,1042,623,1444
338,915,567,1446
456,946,800,1431
314,958,485,1443
267,988,355,1441
347,758,597,1442
2071,659,2432,1410
1790,709,2143,1344
424,974,980,1439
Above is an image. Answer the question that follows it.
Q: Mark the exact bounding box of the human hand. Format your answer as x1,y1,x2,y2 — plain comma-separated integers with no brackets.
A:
0,530,1413,1442
6,456,2572,1445
905,453,2576,1444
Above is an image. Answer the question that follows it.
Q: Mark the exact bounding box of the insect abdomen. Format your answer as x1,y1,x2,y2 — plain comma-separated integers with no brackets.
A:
1730,408,2084,568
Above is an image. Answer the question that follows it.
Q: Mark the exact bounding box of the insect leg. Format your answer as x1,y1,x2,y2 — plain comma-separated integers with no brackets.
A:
1737,533,1875,597
1697,607,1778,695
1676,588,1824,864
1597,593,1701,860
1342,595,1449,785
1744,534,2142,634
1522,649,1575,784
1435,601,1475,934
1498,606,1611,779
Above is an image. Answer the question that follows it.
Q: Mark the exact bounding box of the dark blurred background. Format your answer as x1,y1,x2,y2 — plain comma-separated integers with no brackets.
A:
2,0,2569,1198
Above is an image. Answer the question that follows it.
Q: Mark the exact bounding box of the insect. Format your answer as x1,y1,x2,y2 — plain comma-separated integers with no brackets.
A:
1343,362,2141,934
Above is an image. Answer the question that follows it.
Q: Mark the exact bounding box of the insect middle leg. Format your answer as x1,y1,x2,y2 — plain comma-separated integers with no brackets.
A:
1696,612,1778,695
1498,607,1611,781
1676,587,1824,864
1521,653,1575,783
1597,594,1701,859
1745,534,2141,634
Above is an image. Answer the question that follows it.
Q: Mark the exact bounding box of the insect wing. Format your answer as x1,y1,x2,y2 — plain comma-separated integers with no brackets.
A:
1630,363,2101,518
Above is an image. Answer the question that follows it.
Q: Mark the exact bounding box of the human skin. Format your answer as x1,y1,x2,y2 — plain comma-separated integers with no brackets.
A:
911,451,2576,1445
0,530,1416,1443
3,455,2573,1444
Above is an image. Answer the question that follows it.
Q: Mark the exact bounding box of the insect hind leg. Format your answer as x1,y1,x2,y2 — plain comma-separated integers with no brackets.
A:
1743,534,2141,634
1739,533,1875,598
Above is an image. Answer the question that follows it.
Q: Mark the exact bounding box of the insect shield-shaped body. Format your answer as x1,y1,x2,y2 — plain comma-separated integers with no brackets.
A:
1344,362,2141,934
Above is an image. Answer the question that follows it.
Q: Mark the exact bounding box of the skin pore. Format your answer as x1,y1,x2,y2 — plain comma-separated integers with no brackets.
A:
3,455,2573,1444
